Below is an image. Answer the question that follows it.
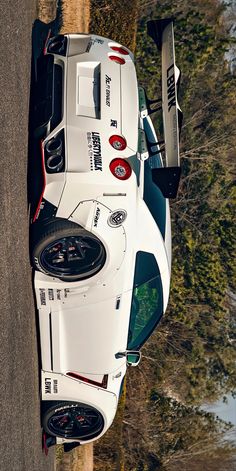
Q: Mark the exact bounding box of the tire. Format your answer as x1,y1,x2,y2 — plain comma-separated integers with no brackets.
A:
31,218,106,281
42,401,104,440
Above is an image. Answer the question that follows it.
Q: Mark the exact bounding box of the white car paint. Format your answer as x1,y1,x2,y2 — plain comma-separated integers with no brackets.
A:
32,19,182,445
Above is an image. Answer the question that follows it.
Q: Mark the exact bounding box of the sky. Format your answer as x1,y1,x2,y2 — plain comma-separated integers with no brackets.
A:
202,394,236,443
204,395,236,426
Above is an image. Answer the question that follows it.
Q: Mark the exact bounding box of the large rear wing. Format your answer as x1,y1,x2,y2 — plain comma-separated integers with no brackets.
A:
147,19,183,198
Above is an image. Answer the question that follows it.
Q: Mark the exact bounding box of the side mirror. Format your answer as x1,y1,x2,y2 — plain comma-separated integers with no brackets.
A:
126,351,141,367
115,350,141,366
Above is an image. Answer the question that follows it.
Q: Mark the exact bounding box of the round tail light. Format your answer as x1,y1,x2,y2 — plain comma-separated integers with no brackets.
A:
109,135,127,151
110,158,132,180
110,46,129,55
109,55,126,65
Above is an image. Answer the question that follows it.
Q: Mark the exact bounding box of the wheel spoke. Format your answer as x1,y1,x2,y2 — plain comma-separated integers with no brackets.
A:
41,233,105,279
74,240,87,259
48,405,103,439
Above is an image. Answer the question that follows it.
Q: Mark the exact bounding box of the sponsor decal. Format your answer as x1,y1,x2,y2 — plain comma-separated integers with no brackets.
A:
86,37,104,52
166,64,176,112
108,209,127,227
43,288,68,302
45,377,51,394
110,119,117,128
87,132,102,171
86,41,92,53
93,207,101,227
53,379,58,393
48,288,54,301
105,74,111,107
45,377,58,394
39,288,46,306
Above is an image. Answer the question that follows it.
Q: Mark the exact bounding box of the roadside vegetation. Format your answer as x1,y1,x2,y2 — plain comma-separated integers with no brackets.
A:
94,0,236,470
90,0,139,51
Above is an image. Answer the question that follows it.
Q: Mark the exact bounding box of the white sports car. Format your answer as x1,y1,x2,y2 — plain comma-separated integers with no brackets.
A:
30,18,182,450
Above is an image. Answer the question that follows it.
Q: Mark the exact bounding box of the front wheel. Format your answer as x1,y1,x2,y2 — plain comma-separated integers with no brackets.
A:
42,401,104,440
31,219,106,281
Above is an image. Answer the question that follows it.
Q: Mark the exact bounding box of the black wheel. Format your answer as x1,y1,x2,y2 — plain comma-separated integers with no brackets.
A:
42,402,104,440
31,219,106,281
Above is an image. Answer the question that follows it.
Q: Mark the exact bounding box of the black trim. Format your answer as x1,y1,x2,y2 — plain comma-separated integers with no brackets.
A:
49,313,53,371
50,64,63,132
33,54,54,130
116,298,121,310
47,35,68,56
34,199,57,223
152,167,181,199
64,442,80,452
147,18,174,50
33,58,63,135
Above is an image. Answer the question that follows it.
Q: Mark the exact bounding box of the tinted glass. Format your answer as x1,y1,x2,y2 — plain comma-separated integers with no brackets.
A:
127,252,163,350
144,158,166,239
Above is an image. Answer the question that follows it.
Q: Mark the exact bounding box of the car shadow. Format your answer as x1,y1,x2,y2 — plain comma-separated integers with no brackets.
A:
27,18,61,398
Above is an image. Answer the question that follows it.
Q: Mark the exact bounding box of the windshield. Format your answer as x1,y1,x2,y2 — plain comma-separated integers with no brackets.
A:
127,252,163,350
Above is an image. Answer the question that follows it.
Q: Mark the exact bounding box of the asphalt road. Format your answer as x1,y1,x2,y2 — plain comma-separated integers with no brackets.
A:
0,1,54,470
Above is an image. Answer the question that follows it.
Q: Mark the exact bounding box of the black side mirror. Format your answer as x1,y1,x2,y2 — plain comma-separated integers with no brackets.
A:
115,350,141,367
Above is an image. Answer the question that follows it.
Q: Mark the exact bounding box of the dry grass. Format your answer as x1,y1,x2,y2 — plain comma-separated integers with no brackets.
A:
38,0,57,23
60,0,90,34
90,0,139,51
56,443,93,471
37,0,138,49
93,380,127,471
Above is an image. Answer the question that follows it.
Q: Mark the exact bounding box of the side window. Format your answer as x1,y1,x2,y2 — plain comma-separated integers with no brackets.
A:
127,252,163,350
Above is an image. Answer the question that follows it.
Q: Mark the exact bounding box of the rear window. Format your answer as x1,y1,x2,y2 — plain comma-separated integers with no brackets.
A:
144,156,166,239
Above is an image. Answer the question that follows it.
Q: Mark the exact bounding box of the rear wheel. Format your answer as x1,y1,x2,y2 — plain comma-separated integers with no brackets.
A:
31,219,106,281
42,401,104,440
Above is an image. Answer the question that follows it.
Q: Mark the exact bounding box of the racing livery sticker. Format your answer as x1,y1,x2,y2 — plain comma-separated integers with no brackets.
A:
166,64,176,112
108,210,127,227
39,288,46,306
45,377,59,394
48,288,54,301
87,132,102,171
105,75,111,107
86,37,104,52
39,288,71,304
93,207,101,227
110,119,117,127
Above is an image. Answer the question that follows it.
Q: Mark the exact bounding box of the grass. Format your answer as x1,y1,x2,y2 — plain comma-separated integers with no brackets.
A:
55,444,93,471
89,0,139,51
93,379,127,471
60,0,90,34
37,0,57,22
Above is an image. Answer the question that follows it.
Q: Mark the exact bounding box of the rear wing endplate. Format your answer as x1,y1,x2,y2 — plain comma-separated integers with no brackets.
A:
147,19,183,198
